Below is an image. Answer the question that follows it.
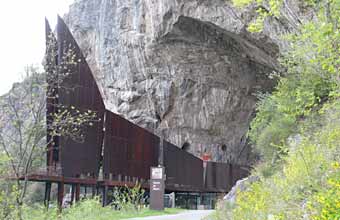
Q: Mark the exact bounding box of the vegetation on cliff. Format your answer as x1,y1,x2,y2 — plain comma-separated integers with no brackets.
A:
212,0,340,219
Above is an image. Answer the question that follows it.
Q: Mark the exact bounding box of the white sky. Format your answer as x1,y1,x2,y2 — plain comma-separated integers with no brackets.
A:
0,0,74,95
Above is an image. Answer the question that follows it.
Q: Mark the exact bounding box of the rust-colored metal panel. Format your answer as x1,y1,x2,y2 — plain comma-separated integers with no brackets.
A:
215,162,231,191
163,141,204,191
54,16,105,178
103,110,159,180
229,164,250,187
205,162,250,192
205,162,216,191
205,162,233,192
45,19,59,167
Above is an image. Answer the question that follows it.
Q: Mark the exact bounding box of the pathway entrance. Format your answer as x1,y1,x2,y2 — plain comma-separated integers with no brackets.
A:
128,210,214,220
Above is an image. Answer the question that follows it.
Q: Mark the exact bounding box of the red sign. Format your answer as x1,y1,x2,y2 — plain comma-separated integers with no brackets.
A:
202,153,211,161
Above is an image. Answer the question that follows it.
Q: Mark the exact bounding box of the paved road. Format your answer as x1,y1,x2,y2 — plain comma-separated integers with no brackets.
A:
128,210,214,220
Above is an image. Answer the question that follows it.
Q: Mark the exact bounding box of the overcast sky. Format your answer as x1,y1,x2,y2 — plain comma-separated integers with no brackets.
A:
0,0,74,95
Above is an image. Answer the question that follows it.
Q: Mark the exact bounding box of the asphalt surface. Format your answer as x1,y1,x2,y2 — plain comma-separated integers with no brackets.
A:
128,210,214,220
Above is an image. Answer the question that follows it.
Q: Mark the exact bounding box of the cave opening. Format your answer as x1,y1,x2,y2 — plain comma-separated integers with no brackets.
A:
181,142,190,151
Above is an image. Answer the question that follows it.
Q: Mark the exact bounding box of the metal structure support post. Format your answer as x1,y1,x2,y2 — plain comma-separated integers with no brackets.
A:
96,186,100,196
92,186,96,198
70,184,75,205
44,182,52,208
57,182,64,212
75,184,80,202
102,185,108,207
159,138,164,165
228,164,233,189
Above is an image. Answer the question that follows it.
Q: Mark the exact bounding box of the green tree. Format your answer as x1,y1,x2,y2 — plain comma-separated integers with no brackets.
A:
210,1,340,219
236,0,340,163
0,39,99,219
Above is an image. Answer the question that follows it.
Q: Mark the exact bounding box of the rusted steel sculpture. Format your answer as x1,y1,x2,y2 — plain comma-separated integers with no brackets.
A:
205,162,234,192
20,16,250,209
55,17,105,178
45,19,59,169
103,110,159,181
163,141,204,192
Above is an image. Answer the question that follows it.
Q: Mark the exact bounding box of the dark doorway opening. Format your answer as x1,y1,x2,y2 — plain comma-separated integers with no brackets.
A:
182,142,190,151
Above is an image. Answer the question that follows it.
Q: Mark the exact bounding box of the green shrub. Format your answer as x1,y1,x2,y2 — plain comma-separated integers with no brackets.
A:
247,0,339,165
213,101,340,220
307,162,340,220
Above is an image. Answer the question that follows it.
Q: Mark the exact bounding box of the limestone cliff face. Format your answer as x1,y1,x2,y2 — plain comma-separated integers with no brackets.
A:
64,0,303,165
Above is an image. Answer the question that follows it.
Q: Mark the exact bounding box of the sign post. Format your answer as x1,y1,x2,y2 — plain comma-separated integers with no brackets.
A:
150,166,165,211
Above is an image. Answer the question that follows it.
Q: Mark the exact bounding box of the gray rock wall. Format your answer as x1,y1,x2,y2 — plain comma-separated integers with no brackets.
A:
64,0,304,165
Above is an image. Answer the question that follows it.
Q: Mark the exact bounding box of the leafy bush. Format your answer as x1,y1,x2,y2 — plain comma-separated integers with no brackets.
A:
213,101,340,220
210,1,340,219
17,183,173,220
110,183,145,212
307,162,340,220
247,0,339,164
19,198,183,220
